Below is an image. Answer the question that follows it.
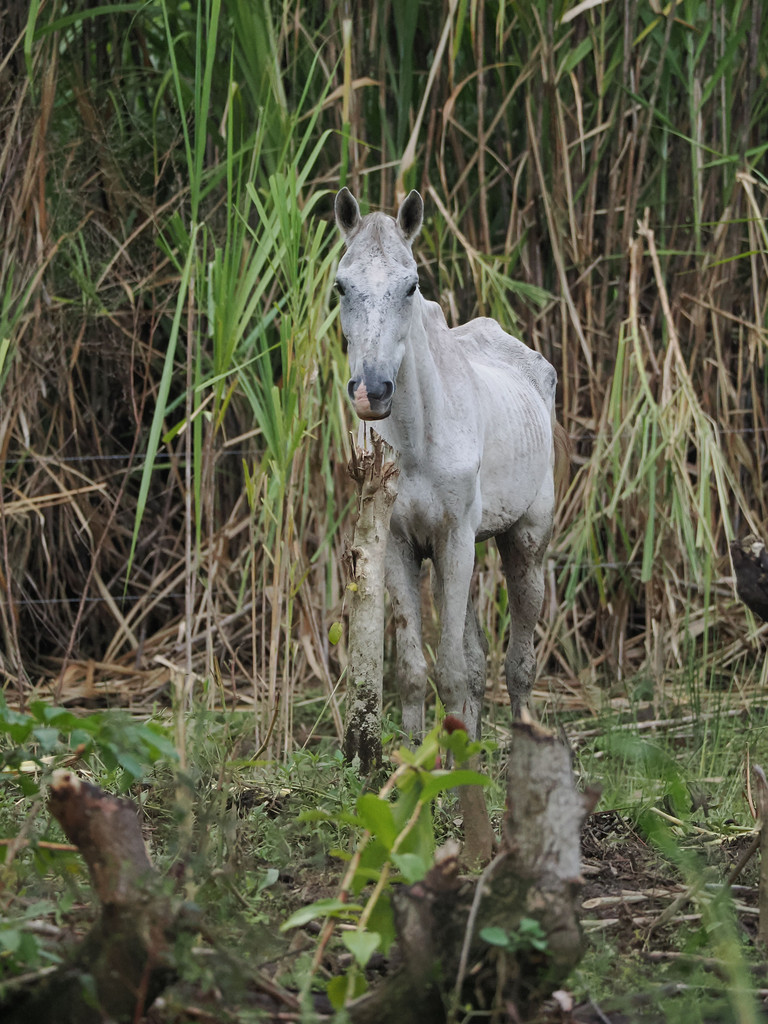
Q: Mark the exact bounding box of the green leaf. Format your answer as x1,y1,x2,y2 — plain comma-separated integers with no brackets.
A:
33,705,79,730
326,971,368,1010
0,706,33,742
366,894,396,955
298,808,361,828
115,750,144,782
356,793,398,848
326,975,346,1010
127,226,199,584
0,928,22,953
479,925,510,948
342,929,380,967
99,744,119,771
391,851,429,884
0,701,31,729
258,868,279,892
419,769,488,803
351,865,385,890
558,34,593,78
354,837,392,892
69,729,93,749
328,621,343,645
16,773,42,797
280,897,363,931
31,727,59,753
440,728,489,763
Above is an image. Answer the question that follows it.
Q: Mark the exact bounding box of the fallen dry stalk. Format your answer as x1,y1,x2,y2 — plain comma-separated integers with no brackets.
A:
753,764,768,945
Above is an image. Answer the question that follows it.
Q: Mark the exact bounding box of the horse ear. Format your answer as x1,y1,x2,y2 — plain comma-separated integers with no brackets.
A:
335,187,362,240
397,190,423,244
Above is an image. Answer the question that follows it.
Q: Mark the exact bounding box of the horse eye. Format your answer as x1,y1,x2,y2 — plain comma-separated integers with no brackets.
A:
406,281,417,297
335,280,346,297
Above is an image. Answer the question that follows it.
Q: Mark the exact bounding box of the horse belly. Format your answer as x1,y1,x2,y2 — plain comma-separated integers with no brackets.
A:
475,389,553,539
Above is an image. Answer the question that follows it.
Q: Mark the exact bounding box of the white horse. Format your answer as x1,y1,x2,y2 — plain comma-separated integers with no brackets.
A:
334,187,558,740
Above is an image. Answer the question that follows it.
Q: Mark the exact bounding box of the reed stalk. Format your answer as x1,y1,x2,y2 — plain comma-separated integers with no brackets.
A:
1,0,767,744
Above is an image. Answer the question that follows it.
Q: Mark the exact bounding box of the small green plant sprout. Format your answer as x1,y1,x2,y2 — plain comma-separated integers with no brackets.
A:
0,899,64,980
281,720,491,1009
479,918,549,956
0,696,178,798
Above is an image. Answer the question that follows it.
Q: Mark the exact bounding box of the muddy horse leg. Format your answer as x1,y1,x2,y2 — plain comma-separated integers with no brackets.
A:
496,496,553,718
387,534,428,741
431,526,479,737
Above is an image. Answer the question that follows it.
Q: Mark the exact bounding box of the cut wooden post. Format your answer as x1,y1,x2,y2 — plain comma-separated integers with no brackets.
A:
2,770,176,1024
496,721,598,998
343,431,398,774
348,721,598,1023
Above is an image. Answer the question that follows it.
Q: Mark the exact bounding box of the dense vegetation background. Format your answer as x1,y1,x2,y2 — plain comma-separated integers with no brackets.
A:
2,0,768,754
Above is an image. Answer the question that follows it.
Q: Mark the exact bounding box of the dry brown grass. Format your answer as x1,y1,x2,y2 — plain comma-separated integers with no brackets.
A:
2,1,767,751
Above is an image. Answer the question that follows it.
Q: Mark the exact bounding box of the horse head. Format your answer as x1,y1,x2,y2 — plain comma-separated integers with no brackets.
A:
334,187,423,420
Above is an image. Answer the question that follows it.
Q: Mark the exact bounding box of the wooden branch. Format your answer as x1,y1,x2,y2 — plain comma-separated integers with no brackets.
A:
343,431,399,774
2,770,176,1024
48,770,155,905
753,764,768,945
348,722,596,1023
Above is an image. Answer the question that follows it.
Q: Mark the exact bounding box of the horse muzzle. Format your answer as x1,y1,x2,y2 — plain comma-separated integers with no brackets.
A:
348,378,394,420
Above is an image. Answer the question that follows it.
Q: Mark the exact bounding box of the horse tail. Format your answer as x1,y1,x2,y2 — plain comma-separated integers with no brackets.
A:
552,419,571,507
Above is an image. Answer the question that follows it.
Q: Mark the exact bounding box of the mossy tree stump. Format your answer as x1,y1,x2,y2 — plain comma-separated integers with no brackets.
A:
3,770,177,1024
348,722,598,1023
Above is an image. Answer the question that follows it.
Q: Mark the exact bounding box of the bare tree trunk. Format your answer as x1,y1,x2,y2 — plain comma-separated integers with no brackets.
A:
343,431,398,774
348,722,598,1023
3,770,176,1024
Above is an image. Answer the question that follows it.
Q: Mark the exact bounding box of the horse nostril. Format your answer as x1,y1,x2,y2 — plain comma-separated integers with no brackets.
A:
348,378,394,406
366,380,394,402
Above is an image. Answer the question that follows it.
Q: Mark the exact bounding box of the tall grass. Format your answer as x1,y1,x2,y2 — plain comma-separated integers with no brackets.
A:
1,0,767,750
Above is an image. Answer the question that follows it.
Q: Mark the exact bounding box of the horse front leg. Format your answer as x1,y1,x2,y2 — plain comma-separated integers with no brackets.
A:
386,535,428,742
432,527,479,739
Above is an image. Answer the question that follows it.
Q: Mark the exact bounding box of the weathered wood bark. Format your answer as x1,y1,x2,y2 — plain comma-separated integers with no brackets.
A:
3,770,177,1024
730,535,768,620
343,431,398,774
348,722,598,1023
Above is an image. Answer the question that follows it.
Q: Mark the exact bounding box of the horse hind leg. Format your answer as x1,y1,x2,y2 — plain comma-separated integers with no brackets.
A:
496,500,553,718
462,598,488,740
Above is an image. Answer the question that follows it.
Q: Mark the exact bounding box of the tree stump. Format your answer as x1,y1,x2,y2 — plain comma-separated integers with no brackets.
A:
730,535,768,620
342,431,398,774
2,770,177,1024
348,722,598,1023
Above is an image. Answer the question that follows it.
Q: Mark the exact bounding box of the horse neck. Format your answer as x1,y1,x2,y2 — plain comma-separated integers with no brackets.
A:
387,297,442,459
